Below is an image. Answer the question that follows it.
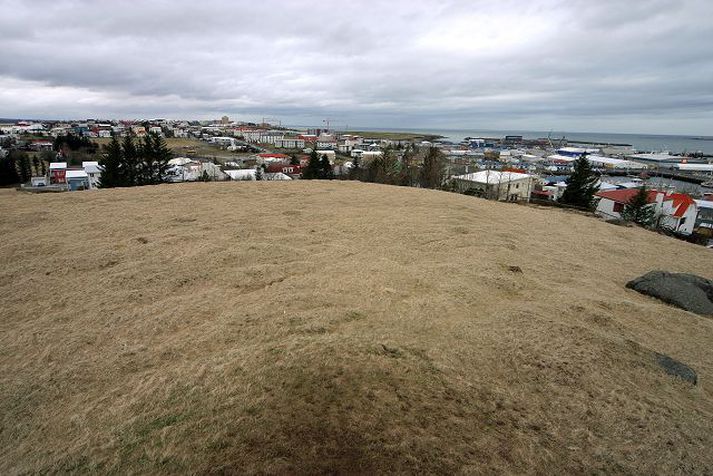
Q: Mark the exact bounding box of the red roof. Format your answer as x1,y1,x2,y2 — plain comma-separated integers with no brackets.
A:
595,188,660,204
665,193,696,218
258,153,289,159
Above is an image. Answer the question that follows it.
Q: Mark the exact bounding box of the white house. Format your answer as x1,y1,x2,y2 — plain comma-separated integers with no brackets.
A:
595,189,664,220
225,169,256,181
82,161,102,189
451,171,536,201
659,194,698,235
315,150,336,161
595,189,697,235
65,170,90,191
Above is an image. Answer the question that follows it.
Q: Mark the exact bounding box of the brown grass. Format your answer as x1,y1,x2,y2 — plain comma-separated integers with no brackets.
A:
1,181,712,474
92,137,247,160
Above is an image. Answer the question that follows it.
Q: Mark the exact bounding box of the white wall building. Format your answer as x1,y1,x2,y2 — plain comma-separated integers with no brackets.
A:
451,171,536,201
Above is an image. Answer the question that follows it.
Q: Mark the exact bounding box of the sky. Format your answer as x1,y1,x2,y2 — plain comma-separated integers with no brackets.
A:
1,0,712,135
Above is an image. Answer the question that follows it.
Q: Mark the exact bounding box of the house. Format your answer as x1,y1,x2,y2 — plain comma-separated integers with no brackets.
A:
266,163,302,176
225,169,256,181
31,176,48,187
451,171,536,201
595,189,664,220
49,162,67,184
660,193,698,235
595,189,698,235
65,170,90,191
257,153,290,164
694,200,713,238
82,161,102,189
315,150,336,161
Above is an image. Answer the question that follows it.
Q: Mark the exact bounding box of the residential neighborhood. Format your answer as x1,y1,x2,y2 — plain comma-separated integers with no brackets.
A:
2,117,712,247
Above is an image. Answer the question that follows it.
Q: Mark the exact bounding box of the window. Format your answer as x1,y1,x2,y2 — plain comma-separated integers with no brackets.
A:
613,202,624,213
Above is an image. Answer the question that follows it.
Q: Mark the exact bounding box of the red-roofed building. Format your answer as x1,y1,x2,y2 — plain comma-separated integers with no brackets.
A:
258,153,290,161
660,193,697,235
595,188,698,234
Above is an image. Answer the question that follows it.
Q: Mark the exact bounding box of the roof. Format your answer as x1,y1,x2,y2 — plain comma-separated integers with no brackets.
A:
665,193,696,217
595,188,659,204
453,170,533,184
82,161,101,173
49,162,67,170
258,153,289,159
65,170,89,179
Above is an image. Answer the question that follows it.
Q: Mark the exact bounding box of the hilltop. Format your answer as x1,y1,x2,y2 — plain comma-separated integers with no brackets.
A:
1,182,712,473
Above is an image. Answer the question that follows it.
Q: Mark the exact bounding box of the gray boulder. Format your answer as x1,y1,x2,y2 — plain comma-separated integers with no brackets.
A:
626,271,713,316
654,353,697,385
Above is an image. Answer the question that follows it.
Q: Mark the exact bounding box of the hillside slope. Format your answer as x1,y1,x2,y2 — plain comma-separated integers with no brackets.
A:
1,182,712,474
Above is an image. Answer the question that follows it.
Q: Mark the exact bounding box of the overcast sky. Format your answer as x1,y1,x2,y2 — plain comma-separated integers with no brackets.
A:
1,0,712,134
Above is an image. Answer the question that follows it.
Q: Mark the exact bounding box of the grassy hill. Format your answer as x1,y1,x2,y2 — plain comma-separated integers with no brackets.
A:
1,182,712,474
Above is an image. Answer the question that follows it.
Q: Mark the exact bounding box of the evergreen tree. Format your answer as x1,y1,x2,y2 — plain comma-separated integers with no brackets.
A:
419,146,446,189
32,156,40,175
364,147,400,184
349,156,362,180
0,152,20,186
290,154,300,166
303,150,321,179
559,154,599,208
399,145,417,186
122,133,139,186
11,150,32,183
153,133,174,183
621,186,656,227
98,135,123,188
319,154,333,179
255,166,264,181
142,132,173,184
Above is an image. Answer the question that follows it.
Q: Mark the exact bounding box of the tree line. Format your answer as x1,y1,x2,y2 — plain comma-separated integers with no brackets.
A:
99,132,174,188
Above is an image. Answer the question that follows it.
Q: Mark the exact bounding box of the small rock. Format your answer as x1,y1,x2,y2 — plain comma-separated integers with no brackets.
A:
626,271,713,316
508,266,523,273
654,352,697,385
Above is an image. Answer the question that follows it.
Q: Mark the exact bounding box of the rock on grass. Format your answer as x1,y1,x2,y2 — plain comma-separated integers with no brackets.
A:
626,271,713,316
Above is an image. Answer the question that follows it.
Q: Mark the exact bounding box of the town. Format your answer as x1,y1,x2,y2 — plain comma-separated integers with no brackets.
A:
2,117,712,248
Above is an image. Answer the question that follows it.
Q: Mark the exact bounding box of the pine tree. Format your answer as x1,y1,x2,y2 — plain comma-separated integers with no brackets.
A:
621,186,656,227
319,154,333,179
11,151,32,183
559,154,599,209
290,154,300,166
98,135,123,188
122,133,139,186
146,132,173,184
419,146,446,189
303,150,321,179
0,152,20,186
349,156,362,180
255,166,264,181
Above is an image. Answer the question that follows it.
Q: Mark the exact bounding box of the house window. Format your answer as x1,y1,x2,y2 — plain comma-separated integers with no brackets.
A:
613,202,624,213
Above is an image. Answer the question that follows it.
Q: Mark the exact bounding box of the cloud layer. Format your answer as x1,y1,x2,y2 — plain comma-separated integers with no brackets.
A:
1,0,712,133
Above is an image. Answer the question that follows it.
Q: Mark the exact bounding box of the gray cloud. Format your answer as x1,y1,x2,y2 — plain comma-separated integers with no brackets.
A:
0,0,712,134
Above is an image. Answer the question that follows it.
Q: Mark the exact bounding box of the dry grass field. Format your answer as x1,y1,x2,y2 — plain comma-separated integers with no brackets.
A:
1,181,712,474
92,137,245,160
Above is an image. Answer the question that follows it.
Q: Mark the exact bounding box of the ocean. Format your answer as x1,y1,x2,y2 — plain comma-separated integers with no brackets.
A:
354,127,713,155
